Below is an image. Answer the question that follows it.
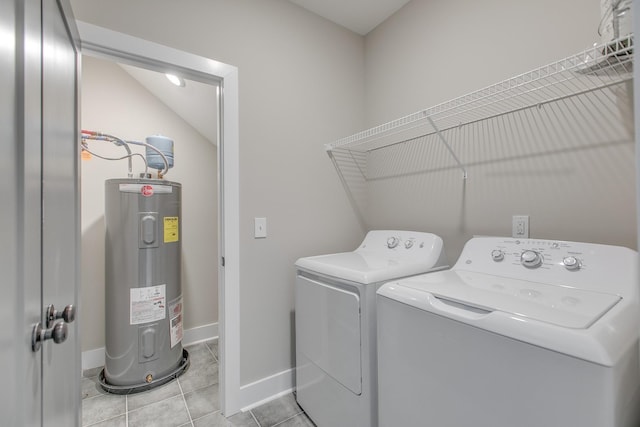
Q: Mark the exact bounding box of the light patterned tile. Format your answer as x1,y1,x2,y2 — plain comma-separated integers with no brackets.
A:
193,411,258,427
184,384,219,420
205,340,218,360
251,394,303,427
82,376,102,400
82,393,126,426
86,414,127,427
179,359,218,394
273,413,315,427
128,395,190,427
126,379,182,411
185,343,215,368
85,346,311,427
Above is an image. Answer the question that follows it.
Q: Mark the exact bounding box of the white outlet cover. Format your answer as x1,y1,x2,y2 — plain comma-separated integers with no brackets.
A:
512,215,529,238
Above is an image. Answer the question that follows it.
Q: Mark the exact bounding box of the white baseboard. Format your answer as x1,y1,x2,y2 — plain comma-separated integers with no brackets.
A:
81,322,219,371
81,347,107,372
239,368,295,411
183,322,219,346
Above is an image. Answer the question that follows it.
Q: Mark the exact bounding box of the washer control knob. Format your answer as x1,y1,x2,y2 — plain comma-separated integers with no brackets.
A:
521,250,543,268
491,250,504,262
404,240,414,249
387,237,399,249
562,256,580,271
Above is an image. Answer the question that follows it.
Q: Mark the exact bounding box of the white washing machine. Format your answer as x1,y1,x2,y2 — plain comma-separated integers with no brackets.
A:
377,236,640,427
295,230,448,427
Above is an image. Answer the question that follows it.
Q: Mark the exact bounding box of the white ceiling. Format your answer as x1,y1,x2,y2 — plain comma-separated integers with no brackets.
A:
288,0,411,35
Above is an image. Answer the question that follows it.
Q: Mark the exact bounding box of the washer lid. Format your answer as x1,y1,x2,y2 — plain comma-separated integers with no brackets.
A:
296,251,444,285
394,270,621,329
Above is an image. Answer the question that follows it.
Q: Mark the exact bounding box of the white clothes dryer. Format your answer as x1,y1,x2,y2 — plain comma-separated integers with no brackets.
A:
377,236,640,427
295,230,448,427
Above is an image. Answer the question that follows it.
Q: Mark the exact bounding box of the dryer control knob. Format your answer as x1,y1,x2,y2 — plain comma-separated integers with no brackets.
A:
521,250,543,268
491,250,504,262
404,240,414,249
562,256,580,271
387,237,399,249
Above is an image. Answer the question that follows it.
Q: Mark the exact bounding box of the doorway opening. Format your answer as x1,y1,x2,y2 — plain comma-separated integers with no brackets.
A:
77,21,241,415
79,53,219,370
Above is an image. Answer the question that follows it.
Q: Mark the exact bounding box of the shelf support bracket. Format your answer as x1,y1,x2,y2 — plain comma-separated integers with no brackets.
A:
326,149,368,232
427,116,467,179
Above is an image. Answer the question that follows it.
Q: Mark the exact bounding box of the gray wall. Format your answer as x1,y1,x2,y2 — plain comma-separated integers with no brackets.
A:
363,0,637,262
80,56,218,352
70,0,366,385
72,0,637,391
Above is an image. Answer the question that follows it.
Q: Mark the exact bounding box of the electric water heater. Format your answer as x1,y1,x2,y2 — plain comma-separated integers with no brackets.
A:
100,178,188,393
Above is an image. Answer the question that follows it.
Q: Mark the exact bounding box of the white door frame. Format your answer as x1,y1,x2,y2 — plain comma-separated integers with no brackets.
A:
634,0,640,248
76,22,241,416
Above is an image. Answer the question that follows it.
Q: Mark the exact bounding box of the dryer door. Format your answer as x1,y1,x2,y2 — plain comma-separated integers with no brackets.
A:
296,274,362,394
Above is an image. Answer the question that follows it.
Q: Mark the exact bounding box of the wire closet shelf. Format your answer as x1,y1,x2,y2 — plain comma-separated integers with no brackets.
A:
325,34,633,164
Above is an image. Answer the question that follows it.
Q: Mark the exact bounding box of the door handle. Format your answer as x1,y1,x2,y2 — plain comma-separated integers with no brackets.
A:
31,321,68,352
31,303,75,352
46,304,75,328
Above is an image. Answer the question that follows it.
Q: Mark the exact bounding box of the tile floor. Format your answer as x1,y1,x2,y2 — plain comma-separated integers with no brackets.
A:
82,340,315,427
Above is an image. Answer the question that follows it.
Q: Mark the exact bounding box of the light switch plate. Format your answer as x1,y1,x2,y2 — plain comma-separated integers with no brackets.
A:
254,217,267,238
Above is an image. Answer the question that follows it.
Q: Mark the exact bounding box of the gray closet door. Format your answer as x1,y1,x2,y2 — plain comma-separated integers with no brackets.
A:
41,0,81,426
0,0,80,425
0,0,43,424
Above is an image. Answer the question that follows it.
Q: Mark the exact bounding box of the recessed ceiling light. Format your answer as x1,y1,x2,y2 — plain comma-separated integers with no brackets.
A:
165,73,186,87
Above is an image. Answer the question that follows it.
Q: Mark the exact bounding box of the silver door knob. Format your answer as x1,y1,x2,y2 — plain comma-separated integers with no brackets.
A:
31,321,68,352
46,304,76,328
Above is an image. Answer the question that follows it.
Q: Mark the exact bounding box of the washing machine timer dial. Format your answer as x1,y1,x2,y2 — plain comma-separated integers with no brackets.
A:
387,237,399,249
491,249,504,262
521,250,543,268
404,240,414,249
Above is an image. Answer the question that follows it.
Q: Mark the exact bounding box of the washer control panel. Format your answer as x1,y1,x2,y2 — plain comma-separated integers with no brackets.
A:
486,239,584,271
455,236,638,294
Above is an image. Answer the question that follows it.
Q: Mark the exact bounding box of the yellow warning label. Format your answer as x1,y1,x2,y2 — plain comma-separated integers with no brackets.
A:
164,217,179,243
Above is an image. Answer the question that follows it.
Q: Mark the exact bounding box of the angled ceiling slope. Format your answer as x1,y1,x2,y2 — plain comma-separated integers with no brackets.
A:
288,0,411,35
119,64,218,146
